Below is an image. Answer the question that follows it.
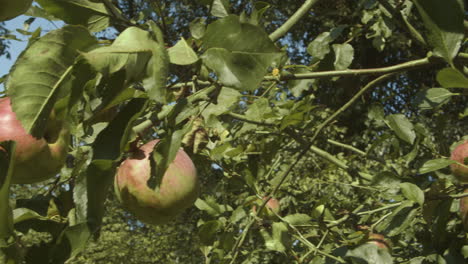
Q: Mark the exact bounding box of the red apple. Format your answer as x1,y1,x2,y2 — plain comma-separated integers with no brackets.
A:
450,141,468,183
0,97,69,184
114,140,199,225
253,197,281,219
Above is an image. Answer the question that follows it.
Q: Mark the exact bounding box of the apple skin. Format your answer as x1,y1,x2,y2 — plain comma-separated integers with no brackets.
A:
0,97,69,184
450,141,468,183
114,140,199,225
0,0,33,21
253,197,280,219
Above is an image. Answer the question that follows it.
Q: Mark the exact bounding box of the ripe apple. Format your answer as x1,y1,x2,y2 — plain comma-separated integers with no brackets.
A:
0,0,33,21
0,97,69,184
252,197,280,219
450,140,468,183
114,140,199,225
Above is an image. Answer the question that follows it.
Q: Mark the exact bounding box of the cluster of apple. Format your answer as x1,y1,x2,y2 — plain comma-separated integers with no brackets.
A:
0,97,199,225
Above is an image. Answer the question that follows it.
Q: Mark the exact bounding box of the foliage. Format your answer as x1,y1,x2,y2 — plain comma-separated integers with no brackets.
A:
0,0,467,263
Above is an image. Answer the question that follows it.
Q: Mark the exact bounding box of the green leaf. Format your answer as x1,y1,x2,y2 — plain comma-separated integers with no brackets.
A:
332,43,354,70
143,21,170,103
149,100,192,189
202,15,278,53
283,214,312,225
271,222,289,253
198,220,223,245
62,223,91,259
82,27,153,82
400,182,424,206
413,88,455,110
0,141,15,240
386,114,416,144
195,197,231,216
189,18,206,39
413,0,464,64
306,26,344,59
307,32,332,59
92,98,147,160
13,208,49,223
345,244,393,264
377,201,417,237
436,68,468,88
202,48,282,90
202,87,241,117
36,0,110,32
7,26,97,138
168,37,199,65
211,0,230,18
419,158,455,174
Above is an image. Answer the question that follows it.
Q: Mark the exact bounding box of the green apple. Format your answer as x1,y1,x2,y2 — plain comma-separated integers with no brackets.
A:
0,0,33,21
114,140,199,225
0,97,69,184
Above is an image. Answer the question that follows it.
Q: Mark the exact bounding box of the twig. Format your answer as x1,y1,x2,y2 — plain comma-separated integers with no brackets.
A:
269,0,320,41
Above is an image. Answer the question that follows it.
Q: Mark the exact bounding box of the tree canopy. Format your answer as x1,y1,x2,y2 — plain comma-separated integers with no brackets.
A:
0,0,467,263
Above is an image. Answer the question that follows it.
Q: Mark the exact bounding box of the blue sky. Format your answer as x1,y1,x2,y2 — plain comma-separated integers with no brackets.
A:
1,15,62,90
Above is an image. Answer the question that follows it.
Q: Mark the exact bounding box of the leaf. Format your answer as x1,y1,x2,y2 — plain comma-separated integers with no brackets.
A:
7,26,97,138
306,26,344,59
198,220,223,245
62,223,91,259
345,244,393,264
436,68,468,88
400,182,424,206
270,222,289,253
202,15,278,53
202,48,282,90
202,87,241,117
211,0,230,18
377,201,417,237
149,100,192,189
168,37,199,65
332,43,354,70
386,114,416,144
413,88,455,110
413,0,464,64
307,32,332,59
419,158,455,174
283,214,312,225
0,141,15,240
36,0,110,32
195,197,231,216
143,21,170,103
93,98,147,160
13,208,49,224
82,27,153,82
189,18,206,39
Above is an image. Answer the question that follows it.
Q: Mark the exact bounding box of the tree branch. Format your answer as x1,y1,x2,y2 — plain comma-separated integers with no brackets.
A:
269,0,320,41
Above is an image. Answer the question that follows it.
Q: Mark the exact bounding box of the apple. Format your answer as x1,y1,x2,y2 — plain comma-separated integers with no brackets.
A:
253,197,280,219
0,0,33,21
0,97,69,184
450,140,468,183
114,140,199,225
